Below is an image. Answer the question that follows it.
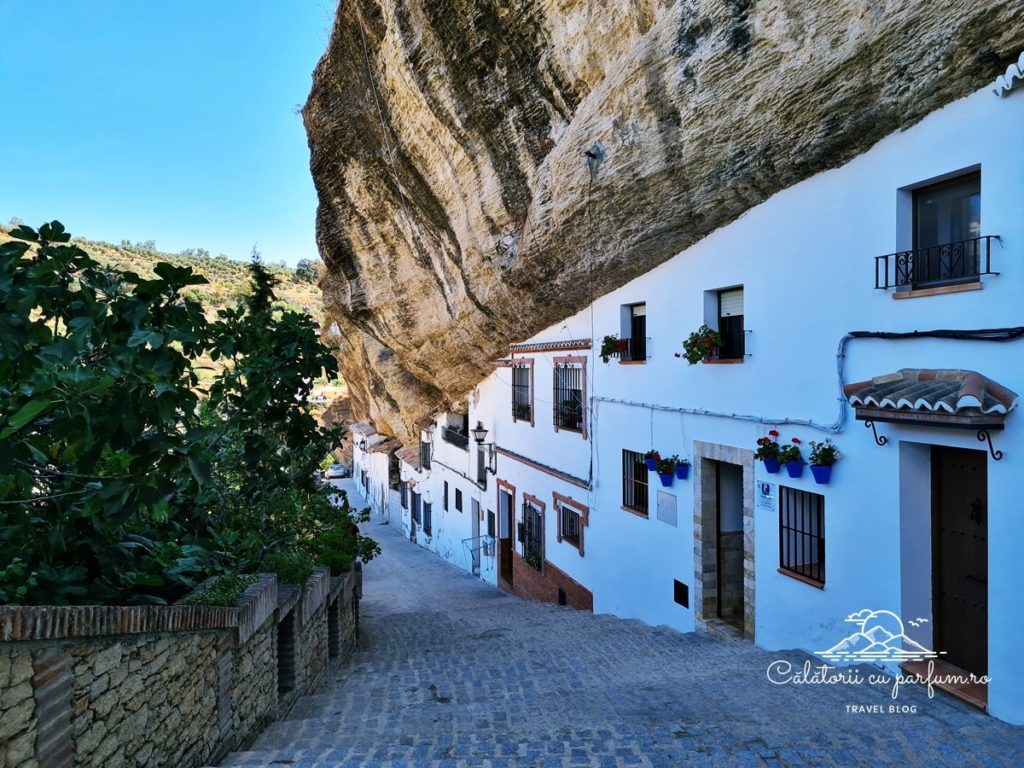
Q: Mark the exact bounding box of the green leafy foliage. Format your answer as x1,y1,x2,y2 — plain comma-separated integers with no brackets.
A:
260,549,315,586
0,221,374,606
181,574,259,606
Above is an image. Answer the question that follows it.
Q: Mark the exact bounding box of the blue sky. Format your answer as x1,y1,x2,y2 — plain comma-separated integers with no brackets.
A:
0,0,337,265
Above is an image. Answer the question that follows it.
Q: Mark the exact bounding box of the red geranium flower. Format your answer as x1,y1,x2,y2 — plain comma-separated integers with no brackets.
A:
768,430,779,438
792,437,801,444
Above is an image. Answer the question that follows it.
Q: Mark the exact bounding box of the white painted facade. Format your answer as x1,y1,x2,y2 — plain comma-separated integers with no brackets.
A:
357,81,1024,723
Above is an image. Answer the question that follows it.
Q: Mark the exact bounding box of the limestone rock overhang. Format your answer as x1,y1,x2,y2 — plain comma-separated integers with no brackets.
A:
844,369,1018,429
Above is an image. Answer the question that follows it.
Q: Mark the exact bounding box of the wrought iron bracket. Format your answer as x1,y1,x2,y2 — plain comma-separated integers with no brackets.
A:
864,420,888,446
977,429,1003,461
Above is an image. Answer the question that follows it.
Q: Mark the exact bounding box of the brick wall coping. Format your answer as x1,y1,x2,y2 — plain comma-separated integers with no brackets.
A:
298,568,330,625
0,574,278,646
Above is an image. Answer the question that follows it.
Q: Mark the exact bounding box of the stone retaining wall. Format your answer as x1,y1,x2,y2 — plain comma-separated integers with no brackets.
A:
0,564,362,768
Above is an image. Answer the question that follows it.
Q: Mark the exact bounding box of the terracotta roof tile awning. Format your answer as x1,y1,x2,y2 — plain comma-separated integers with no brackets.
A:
395,444,422,472
844,369,1018,429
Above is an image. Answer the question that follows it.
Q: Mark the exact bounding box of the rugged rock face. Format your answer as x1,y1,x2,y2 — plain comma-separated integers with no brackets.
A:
304,0,1022,441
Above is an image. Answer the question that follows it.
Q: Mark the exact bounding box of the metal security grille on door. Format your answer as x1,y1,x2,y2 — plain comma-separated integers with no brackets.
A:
553,365,583,432
522,502,543,570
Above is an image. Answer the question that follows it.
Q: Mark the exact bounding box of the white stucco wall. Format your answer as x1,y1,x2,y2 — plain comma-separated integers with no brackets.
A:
367,81,1024,723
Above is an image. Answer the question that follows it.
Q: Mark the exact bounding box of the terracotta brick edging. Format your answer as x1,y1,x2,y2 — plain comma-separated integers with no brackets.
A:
0,574,278,648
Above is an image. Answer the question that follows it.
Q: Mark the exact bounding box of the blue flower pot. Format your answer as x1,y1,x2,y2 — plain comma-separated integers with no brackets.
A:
658,472,674,488
785,461,805,479
762,458,780,474
810,465,832,484
645,457,659,471
675,463,690,480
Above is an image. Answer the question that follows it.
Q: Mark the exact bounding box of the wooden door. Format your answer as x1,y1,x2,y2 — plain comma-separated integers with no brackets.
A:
932,446,988,675
499,489,513,585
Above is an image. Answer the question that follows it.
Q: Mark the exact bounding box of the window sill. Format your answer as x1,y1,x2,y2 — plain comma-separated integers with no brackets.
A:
703,358,743,365
618,360,646,365
555,426,584,434
621,505,649,519
892,281,981,300
778,568,825,590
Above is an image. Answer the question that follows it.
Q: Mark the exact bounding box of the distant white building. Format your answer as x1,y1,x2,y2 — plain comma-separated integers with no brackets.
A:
353,72,1024,723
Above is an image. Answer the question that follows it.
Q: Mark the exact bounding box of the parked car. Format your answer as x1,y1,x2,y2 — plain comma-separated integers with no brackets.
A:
324,463,349,479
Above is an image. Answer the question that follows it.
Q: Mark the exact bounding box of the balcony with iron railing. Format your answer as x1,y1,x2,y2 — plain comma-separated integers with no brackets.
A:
441,426,469,450
875,235,1000,291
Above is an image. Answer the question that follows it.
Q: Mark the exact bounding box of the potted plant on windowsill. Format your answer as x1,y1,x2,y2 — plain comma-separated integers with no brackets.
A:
656,457,676,487
600,334,627,364
677,325,723,365
674,457,691,480
755,431,781,473
512,402,531,421
644,450,661,471
808,439,841,484
779,438,805,478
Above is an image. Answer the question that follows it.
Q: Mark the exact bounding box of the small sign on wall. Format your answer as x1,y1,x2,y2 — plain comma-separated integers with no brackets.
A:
757,481,776,511
656,491,677,527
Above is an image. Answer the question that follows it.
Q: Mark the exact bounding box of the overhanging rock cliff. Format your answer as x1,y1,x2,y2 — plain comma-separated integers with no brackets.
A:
303,0,1022,442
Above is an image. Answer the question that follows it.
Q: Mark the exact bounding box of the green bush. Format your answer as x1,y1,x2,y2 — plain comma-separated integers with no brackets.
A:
260,549,315,586
0,221,363,606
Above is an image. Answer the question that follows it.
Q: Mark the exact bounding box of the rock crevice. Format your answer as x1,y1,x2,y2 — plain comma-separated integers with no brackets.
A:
304,0,1022,441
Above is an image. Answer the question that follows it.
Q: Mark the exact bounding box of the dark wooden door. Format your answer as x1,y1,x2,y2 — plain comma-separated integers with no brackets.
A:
499,489,513,585
932,446,987,675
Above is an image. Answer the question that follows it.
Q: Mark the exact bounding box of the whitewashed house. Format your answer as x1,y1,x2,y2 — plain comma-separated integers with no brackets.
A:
355,71,1024,723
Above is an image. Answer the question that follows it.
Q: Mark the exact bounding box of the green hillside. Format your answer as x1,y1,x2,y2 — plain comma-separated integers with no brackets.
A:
1,224,328,388
0,226,322,319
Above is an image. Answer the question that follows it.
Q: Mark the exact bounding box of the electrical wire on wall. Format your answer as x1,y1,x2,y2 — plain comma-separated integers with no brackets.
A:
591,327,1024,433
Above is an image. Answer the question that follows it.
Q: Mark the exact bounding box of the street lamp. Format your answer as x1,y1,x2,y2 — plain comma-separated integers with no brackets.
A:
471,422,497,474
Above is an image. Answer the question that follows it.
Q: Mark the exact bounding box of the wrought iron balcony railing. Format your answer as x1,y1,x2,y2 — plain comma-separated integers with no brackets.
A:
441,426,469,450
874,235,1000,290
620,336,647,362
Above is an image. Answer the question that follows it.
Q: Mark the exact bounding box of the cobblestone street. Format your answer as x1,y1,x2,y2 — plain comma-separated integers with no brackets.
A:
220,495,1024,767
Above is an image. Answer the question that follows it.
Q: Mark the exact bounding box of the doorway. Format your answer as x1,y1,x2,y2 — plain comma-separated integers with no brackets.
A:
932,446,988,675
498,486,514,586
693,441,755,639
716,461,745,630
471,499,481,576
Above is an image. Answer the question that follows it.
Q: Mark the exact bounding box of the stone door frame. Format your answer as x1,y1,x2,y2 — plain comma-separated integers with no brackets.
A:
692,440,756,639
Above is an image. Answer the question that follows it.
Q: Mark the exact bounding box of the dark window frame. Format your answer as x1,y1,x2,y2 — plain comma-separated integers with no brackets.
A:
716,287,744,361
455,488,463,513
512,359,534,425
778,487,825,587
622,449,649,516
554,492,588,556
423,502,432,535
553,355,587,437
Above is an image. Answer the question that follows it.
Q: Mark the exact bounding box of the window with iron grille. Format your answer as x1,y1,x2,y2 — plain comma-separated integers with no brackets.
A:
423,502,432,535
521,500,543,570
420,440,431,470
553,364,583,432
455,488,463,512
552,495,585,557
411,491,421,524
512,363,532,423
400,482,408,510
622,449,648,515
779,487,825,586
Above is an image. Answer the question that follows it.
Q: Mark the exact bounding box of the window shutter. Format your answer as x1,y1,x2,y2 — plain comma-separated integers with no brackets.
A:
631,303,646,317
720,288,743,317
